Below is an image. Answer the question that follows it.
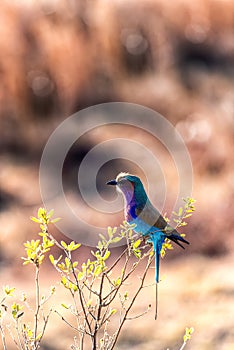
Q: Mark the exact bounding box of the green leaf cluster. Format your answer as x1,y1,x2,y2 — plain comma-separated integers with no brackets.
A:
183,327,194,342
173,197,196,228
161,197,196,257
22,235,54,267
11,302,24,319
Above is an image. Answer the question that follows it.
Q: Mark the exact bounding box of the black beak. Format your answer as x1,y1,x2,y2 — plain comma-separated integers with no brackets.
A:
106,180,117,186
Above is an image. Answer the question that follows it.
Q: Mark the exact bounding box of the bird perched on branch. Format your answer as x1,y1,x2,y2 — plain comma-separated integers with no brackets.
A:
107,172,189,319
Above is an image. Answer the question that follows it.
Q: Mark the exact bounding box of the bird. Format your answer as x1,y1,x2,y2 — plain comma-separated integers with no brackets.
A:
107,172,189,319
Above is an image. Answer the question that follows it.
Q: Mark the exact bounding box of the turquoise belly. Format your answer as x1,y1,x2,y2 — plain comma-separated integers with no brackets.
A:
129,217,162,237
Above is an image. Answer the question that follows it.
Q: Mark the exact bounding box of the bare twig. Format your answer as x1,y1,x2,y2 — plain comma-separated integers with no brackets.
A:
0,324,8,350
54,310,80,332
109,253,154,350
33,266,40,346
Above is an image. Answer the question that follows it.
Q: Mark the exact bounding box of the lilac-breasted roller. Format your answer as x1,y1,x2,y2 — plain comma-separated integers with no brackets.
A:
107,172,189,318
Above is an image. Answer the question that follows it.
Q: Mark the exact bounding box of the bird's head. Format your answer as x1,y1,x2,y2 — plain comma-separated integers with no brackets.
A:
106,172,146,204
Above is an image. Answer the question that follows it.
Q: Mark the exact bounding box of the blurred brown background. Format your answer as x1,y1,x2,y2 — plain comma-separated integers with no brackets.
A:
0,0,234,349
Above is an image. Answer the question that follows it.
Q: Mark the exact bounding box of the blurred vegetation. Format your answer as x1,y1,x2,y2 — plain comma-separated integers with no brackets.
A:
1,0,234,255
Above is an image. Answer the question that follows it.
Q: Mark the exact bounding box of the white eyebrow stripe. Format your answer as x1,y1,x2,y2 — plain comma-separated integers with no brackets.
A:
116,172,131,182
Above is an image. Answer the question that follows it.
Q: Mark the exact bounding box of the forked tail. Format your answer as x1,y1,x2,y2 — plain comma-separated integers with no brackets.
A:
150,230,189,319
151,234,162,320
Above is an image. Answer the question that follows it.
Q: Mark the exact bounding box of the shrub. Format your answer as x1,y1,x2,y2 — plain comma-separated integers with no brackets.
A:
0,199,195,350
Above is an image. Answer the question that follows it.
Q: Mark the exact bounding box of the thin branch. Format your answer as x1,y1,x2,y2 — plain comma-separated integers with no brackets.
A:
99,305,110,327
125,306,150,320
92,273,105,350
102,246,133,305
54,310,81,332
47,230,93,337
35,309,52,350
15,319,24,350
0,324,8,350
110,254,154,350
33,266,40,346
105,246,129,275
6,324,21,350
179,341,187,350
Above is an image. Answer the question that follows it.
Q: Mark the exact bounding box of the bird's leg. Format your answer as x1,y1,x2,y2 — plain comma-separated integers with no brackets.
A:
142,233,152,245
140,235,153,251
142,235,148,244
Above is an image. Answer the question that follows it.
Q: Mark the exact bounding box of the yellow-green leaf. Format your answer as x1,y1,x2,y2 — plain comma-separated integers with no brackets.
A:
61,241,68,249
51,217,61,223
49,255,55,265
107,226,113,239
77,271,84,280
103,250,110,261
112,236,122,243
30,216,41,223
4,286,15,297
47,209,54,218
94,265,102,276
133,239,141,249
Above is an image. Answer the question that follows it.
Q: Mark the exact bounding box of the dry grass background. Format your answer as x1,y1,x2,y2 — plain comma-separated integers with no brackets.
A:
0,0,234,349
